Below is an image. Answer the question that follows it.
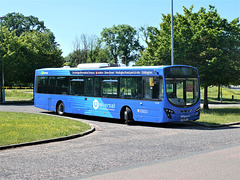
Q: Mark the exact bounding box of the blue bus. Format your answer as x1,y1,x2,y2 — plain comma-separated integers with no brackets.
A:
34,64,200,124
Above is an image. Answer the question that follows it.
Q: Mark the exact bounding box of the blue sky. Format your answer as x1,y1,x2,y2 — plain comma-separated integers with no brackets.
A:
1,0,239,57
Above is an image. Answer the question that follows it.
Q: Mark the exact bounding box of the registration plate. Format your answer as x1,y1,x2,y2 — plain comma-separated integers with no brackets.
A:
180,118,189,121
180,115,190,121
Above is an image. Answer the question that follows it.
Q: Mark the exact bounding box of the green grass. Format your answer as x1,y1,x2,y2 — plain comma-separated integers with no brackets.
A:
198,107,240,125
5,89,33,101
0,112,91,146
201,86,240,103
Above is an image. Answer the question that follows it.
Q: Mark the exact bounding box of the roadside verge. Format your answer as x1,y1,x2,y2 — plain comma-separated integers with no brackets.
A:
0,113,95,150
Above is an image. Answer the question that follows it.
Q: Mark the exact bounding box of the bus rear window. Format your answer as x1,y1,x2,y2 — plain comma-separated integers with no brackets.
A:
37,76,69,94
37,76,48,93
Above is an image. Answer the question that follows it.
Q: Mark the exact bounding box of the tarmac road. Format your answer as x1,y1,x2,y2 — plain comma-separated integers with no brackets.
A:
0,104,240,179
77,144,240,180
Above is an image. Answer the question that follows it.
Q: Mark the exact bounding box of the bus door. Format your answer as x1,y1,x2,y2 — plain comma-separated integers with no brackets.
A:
138,77,164,122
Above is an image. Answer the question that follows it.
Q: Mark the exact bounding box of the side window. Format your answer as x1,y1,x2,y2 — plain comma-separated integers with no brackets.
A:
143,76,162,100
56,77,69,94
120,77,142,99
143,77,152,99
37,76,48,93
102,77,118,98
85,77,93,96
94,77,101,97
48,77,56,94
69,77,84,96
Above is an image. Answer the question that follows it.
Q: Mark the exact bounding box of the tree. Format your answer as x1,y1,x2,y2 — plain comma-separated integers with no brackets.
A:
3,12,57,48
88,41,113,64
101,24,143,65
69,35,89,66
137,5,240,109
3,12,46,36
66,34,111,67
138,25,155,46
0,27,63,86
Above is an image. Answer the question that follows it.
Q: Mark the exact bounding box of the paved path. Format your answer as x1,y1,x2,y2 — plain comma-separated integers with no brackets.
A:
0,104,240,179
77,144,240,180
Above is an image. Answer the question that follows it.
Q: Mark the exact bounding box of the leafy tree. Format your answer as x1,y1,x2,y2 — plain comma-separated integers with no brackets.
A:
66,34,112,67
0,12,64,86
3,12,46,36
88,42,113,64
3,12,56,48
68,49,88,67
0,27,63,86
101,24,143,65
137,5,240,109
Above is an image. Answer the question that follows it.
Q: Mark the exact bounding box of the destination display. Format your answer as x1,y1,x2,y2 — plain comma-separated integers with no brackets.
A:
70,70,156,76
164,66,198,78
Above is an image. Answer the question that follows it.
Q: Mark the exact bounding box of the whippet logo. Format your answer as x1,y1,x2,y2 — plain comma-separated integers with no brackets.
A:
93,99,99,110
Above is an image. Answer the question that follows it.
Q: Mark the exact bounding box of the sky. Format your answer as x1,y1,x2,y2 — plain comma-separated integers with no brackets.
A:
1,0,240,57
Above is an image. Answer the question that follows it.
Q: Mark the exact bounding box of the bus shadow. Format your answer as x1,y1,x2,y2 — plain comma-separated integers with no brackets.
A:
42,112,125,124
42,112,239,131
68,113,125,124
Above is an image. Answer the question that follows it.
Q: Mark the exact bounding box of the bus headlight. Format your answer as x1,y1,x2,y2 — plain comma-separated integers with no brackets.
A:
164,108,175,119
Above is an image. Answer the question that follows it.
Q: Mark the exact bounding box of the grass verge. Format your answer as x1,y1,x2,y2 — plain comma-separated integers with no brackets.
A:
5,89,33,101
0,112,91,146
200,86,240,103
198,107,240,125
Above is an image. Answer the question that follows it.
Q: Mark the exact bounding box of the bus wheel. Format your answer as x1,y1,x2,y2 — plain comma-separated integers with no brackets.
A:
56,101,65,115
124,107,134,125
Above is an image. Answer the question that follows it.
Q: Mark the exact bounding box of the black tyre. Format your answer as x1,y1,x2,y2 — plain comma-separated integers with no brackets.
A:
56,102,65,115
124,107,134,125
